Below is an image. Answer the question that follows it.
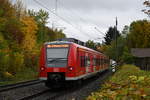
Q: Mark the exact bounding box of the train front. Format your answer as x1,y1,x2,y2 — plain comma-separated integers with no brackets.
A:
39,42,75,87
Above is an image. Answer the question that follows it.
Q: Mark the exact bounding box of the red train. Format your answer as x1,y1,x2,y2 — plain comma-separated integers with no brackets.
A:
39,39,110,88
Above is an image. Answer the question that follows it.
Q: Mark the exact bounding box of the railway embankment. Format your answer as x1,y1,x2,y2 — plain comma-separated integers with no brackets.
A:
87,64,150,100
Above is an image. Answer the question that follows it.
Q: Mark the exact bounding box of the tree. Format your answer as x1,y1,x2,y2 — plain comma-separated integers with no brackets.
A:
20,16,38,51
28,9,49,43
121,25,129,38
28,9,66,43
142,0,150,18
86,40,97,50
104,36,126,61
121,46,134,64
28,9,49,25
104,26,120,45
14,0,26,18
127,20,150,48
0,0,24,51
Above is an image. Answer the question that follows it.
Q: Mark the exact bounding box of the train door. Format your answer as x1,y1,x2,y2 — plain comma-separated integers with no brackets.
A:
78,48,86,75
85,52,91,73
93,55,97,72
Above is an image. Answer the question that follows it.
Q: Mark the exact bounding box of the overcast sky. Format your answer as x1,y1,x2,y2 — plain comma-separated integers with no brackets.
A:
20,0,147,42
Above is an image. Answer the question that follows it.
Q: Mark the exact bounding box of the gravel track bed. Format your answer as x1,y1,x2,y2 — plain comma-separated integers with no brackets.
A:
0,70,111,100
55,70,112,100
31,70,111,100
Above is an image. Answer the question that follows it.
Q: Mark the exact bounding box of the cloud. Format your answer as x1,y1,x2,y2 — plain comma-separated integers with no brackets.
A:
23,0,147,42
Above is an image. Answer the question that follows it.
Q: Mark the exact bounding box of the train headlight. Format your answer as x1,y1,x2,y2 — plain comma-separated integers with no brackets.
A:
68,66,73,71
40,67,45,71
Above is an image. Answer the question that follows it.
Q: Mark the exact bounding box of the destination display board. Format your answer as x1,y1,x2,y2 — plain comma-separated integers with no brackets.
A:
47,44,69,48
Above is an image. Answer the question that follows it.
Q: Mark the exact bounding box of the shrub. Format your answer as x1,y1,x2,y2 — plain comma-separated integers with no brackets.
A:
23,50,39,70
8,52,24,74
0,51,10,80
87,65,150,100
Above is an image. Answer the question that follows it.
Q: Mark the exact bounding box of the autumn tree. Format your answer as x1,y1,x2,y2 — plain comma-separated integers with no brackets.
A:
0,0,24,52
20,16,38,51
14,0,26,18
127,20,150,48
0,0,26,77
104,26,120,45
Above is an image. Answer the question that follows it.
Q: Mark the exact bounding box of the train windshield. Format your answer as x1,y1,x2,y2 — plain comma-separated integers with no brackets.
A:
46,47,69,67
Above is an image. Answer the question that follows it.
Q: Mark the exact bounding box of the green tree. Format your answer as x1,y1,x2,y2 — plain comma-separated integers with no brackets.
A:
104,36,126,62
86,40,97,50
121,25,129,38
121,46,134,64
28,9,49,43
28,9,66,43
104,26,120,45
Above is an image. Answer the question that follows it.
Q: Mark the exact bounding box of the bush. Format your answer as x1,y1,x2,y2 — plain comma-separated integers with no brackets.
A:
8,52,24,74
121,46,134,64
0,51,10,80
87,65,150,100
23,50,39,71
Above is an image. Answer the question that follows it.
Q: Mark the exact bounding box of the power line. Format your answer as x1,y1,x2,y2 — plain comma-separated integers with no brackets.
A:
59,1,89,25
33,0,95,39
94,27,106,36
58,0,103,39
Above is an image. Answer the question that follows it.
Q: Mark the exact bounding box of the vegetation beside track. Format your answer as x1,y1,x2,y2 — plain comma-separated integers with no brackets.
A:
0,67,38,85
87,64,150,100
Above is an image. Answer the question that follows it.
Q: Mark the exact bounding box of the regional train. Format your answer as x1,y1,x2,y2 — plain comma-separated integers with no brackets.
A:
39,38,110,88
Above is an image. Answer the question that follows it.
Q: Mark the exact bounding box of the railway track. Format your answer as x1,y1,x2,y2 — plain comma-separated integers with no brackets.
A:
0,79,43,92
0,70,112,100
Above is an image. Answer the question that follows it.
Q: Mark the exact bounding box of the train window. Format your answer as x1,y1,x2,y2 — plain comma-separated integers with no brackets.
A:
87,57,90,67
101,59,103,65
46,48,68,67
80,56,85,67
84,57,90,67
93,58,96,66
96,58,100,66
99,59,101,65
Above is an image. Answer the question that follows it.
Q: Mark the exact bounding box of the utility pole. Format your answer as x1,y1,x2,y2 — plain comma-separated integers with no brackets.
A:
115,17,118,63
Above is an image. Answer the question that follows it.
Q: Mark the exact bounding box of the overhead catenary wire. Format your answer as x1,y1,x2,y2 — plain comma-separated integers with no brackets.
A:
94,27,106,36
33,0,96,39
58,1,105,38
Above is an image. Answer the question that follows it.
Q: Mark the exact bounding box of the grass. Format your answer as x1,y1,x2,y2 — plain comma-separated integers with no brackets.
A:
86,64,150,100
0,67,38,86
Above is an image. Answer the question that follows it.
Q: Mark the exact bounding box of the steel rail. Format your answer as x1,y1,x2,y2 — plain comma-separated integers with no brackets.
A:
0,79,43,92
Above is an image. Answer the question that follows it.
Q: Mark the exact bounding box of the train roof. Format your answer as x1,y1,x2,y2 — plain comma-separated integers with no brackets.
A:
44,41,108,58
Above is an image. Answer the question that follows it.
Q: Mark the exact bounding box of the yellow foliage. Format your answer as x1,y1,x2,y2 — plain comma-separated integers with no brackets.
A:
4,72,13,77
86,65,150,100
3,72,14,79
20,16,38,51
97,45,110,53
